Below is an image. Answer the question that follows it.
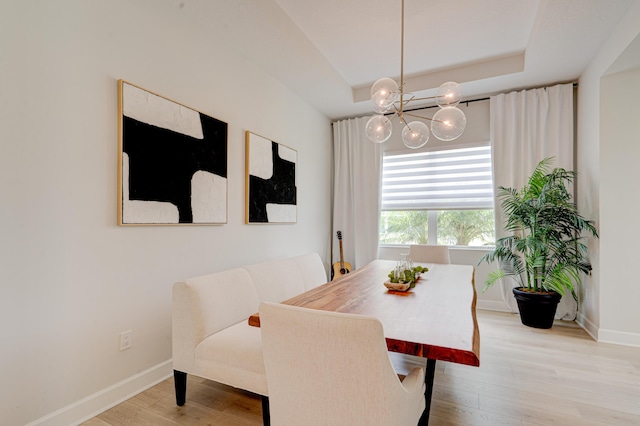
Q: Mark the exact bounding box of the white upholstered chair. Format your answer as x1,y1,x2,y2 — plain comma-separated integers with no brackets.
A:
259,302,425,426
408,244,451,264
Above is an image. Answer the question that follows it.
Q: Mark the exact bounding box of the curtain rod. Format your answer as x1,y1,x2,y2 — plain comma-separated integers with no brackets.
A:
332,81,578,124
402,96,489,113
330,96,490,125
394,81,577,114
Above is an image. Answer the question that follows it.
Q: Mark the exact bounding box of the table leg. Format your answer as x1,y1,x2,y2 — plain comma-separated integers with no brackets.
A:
418,358,436,426
261,396,270,426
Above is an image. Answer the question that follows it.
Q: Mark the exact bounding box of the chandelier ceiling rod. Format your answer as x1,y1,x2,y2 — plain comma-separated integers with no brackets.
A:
365,0,467,148
399,0,405,123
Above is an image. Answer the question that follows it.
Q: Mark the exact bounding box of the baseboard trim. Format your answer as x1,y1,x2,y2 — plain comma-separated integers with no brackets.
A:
576,313,640,347
477,300,511,312
576,311,598,341
597,328,640,347
26,359,173,426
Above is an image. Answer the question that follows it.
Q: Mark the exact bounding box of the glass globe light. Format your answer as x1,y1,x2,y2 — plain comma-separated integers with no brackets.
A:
365,114,392,143
402,121,429,149
372,92,393,113
370,78,399,112
436,81,462,108
431,107,466,141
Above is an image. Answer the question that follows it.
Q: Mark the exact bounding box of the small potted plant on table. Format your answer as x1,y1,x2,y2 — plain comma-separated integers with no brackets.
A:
384,263,427,292
480,158,598,329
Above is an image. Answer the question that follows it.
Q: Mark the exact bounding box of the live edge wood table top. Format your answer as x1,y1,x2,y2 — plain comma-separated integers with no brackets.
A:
248,259,480,367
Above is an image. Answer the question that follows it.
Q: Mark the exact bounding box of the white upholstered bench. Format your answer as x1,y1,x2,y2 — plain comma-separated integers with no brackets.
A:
172,253,327,424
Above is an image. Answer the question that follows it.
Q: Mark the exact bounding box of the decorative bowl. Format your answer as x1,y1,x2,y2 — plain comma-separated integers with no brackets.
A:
384,281,411,292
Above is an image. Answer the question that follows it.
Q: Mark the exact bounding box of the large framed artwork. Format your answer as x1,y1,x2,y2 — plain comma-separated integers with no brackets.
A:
118,80,228,225
245,131,297,224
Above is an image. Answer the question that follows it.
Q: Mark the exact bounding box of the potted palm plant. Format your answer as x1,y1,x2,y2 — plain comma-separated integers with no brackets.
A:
480,158,598,328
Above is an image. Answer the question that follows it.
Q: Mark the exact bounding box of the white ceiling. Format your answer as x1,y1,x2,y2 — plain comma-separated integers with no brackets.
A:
274,0,539,89
178,0,636,120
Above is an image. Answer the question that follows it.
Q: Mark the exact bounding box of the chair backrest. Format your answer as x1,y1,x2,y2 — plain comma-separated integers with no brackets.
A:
290,253,328,290
244,257,307,303
243,253,328,302
408,244,451,264
259,302,425,426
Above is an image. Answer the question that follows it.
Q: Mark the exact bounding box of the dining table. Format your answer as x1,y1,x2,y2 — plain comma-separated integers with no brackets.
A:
249,259,480,426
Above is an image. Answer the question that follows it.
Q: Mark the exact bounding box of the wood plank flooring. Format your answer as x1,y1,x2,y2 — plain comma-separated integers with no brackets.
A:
83,310,640,425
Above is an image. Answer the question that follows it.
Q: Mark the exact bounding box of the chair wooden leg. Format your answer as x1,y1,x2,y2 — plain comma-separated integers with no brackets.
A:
261,395,270,426
174,370,187,406
418,359,436,426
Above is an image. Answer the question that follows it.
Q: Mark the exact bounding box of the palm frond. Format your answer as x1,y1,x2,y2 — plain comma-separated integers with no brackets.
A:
479,157,598,299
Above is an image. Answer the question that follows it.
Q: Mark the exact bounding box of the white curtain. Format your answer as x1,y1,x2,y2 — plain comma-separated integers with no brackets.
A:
490,83,576,319
332,117,382,270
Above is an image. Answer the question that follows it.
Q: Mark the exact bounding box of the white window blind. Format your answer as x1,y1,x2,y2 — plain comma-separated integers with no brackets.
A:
382,144,494,210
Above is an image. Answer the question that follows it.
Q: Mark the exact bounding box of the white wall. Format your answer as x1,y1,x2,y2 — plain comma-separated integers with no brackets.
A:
599,68,640,344
0,1,332,425
577,1,640,344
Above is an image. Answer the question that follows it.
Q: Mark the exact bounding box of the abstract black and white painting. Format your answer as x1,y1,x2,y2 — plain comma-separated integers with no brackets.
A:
245,131,297,224
118,80,227,225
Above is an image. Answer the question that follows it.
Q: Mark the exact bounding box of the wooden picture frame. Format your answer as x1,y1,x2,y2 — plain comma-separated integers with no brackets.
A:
117,80,228,225
245,131,297,224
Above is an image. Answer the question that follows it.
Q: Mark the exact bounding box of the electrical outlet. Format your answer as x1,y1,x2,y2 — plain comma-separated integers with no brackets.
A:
120,330,132,351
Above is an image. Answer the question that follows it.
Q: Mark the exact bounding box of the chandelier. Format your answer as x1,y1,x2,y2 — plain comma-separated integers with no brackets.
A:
365,0,466,149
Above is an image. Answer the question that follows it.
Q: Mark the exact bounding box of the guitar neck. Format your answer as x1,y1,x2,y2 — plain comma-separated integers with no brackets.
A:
339,240,345,268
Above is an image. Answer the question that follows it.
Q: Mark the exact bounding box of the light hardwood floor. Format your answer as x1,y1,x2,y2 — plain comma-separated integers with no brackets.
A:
83,310,640,425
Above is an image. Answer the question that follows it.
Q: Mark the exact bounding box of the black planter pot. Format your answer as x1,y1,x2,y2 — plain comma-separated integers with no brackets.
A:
512,287,562,329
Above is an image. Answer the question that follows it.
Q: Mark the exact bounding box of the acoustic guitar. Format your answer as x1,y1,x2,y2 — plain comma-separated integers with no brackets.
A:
332,231,352,280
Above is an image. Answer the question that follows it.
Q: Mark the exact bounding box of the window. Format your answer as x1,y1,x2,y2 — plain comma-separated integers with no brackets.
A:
379,144,495,246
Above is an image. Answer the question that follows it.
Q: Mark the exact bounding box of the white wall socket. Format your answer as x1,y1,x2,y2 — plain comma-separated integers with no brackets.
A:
120,330,132,351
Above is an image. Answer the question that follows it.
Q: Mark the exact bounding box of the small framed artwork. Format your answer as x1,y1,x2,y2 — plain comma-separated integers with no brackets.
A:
245,131,297,224
117,80,228,225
